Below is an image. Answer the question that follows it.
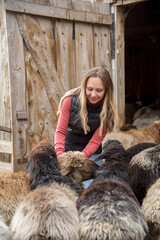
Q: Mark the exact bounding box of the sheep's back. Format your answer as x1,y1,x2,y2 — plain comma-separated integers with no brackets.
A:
77,179,148,240
128,144,160,203
0,171,30,225
142,178,160,240
11,183,79,240
103,121,160,149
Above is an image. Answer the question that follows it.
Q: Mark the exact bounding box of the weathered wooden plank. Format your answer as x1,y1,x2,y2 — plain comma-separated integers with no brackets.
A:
109,0,149,5
92,2,110,14
5,0,112,25
53,0,72,9
0,0,12,163
93,26,111,73
114,6,125,129
17,0,51,5
55,21,74,90
54,0,74,90
0,126,11,133
0,140,12,154
25,49,58,150
6,12,28,171
92,2,111,73
16,14,66,113
74,2,94,86
0,161,12,172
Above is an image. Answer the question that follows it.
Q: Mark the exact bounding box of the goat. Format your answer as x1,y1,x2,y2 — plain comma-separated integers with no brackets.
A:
0,215,10,240
0,171,30,225
128,144,160,204
10,141,80,240
142,178,160,240
77,140,148,240
103,120,160,149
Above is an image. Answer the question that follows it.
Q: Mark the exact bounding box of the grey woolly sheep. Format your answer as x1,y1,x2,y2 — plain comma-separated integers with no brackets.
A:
103,120,160,149
58,151,99,193
10,141,80,240
0,171,30,225
142,178,160,240
128,144,160,204
77,140,148,240
0,215,10,240
101,140,157,166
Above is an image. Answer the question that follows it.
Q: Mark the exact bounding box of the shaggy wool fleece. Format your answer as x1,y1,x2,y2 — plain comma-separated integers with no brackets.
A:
103,120,160,149
11,182,79,240
142,178,160,240
0,171,30,225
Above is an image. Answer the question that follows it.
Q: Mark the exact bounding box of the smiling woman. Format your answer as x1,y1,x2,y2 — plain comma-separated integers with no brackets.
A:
54,66,116,187
86,77,105,104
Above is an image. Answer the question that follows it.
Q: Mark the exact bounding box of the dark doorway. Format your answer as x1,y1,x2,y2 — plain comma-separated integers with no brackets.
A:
125,0,160,110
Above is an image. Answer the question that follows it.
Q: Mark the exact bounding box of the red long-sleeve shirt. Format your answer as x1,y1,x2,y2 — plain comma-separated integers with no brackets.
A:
54,96,107,158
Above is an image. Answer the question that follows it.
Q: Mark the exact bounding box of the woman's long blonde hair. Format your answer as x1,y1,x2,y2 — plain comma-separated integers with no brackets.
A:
57,67,116,135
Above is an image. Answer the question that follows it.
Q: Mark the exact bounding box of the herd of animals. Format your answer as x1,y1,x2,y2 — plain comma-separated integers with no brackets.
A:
0,120,160,240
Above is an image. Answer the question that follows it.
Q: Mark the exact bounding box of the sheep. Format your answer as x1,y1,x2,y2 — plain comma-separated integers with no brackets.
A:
103,120,160,149
101,140,157,166
133,105,160,129
128,144,160,204
0,215,10,240
10,141,80,240
142,178,160,240
77,140,148,240
0,171,30,225
57,151,99,193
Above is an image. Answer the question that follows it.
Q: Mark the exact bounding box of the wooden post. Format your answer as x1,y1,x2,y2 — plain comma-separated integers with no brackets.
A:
111,5,125,130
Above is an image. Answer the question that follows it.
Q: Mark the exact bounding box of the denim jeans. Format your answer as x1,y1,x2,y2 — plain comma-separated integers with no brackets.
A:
82,154,101,189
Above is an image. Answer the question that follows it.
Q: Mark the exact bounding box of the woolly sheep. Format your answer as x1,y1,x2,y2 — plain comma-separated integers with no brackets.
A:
77,140,148,240
133,105,160,129
0,215,10,240
128,144,160,204
11,141,80,240
103,120,160,149
142,178,160,240
58,151,99,192
0,171,30,225
101,140,157,166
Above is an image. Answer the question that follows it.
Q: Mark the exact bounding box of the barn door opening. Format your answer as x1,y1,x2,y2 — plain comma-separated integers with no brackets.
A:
124,0,160,126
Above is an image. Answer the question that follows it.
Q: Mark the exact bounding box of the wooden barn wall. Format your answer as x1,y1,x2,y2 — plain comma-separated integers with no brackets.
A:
0,0,12,168
0,0,112,171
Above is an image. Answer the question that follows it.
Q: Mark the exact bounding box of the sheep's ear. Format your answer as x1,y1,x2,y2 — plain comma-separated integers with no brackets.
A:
60,169,70,176
24,159,31,176
93,153,106,162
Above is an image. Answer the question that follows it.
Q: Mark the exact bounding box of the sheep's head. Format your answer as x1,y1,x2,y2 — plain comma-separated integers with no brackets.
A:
58,151,99,184
94,140,129,184
26,141,60,190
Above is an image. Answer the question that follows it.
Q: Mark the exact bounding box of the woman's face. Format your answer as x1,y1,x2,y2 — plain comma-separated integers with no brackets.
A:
86,77,105,104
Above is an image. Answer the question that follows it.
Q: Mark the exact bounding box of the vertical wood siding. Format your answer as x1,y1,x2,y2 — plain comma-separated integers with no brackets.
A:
0,0,112,171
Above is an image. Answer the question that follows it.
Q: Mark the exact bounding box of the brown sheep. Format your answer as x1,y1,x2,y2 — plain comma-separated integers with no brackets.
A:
142,178,160,240
58,151,99,193
0,171,30,225
103,120,160,149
